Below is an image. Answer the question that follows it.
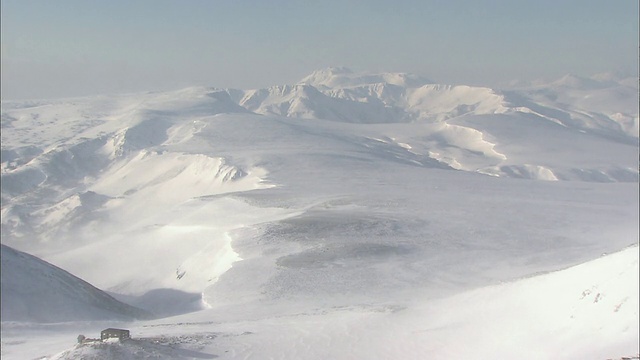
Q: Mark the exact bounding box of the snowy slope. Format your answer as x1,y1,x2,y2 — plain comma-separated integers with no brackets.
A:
403,244,639,360
170,244,639,360
9,245,636,360
0,244,149,322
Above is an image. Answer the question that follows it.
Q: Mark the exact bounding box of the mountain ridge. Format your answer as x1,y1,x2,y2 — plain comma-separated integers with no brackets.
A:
0,244,151,322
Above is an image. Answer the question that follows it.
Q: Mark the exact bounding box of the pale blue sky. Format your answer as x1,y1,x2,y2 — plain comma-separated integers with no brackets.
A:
1,0,638,99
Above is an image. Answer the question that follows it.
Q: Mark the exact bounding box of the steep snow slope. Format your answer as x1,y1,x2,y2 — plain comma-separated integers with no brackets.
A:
0,244,149,322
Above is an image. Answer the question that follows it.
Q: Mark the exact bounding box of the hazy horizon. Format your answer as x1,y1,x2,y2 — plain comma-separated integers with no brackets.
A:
1,0,638,100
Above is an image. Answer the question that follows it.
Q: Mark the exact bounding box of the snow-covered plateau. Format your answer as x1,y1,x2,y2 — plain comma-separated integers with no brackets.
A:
1,68,638,359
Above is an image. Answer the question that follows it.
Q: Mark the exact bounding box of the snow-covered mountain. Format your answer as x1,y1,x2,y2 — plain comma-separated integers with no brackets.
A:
0,244,150,322
0,68,638,359
506,73,639,139
228,68,638,181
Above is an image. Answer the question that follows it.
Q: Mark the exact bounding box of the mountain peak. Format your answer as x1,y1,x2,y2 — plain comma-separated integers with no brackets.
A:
309,66,354,76
298,67,354,88
550,74,614,90
299,68,431,89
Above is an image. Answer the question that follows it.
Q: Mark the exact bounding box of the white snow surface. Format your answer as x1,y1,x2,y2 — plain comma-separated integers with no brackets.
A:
1,68,638,359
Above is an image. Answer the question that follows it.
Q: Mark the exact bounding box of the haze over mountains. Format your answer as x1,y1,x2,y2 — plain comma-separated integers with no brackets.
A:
1,68,638,359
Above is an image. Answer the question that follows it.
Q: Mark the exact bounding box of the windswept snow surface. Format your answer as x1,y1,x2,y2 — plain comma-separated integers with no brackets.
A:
1,68,638,359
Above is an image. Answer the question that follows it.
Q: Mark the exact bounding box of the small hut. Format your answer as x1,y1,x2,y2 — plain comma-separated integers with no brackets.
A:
100,328,130,341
